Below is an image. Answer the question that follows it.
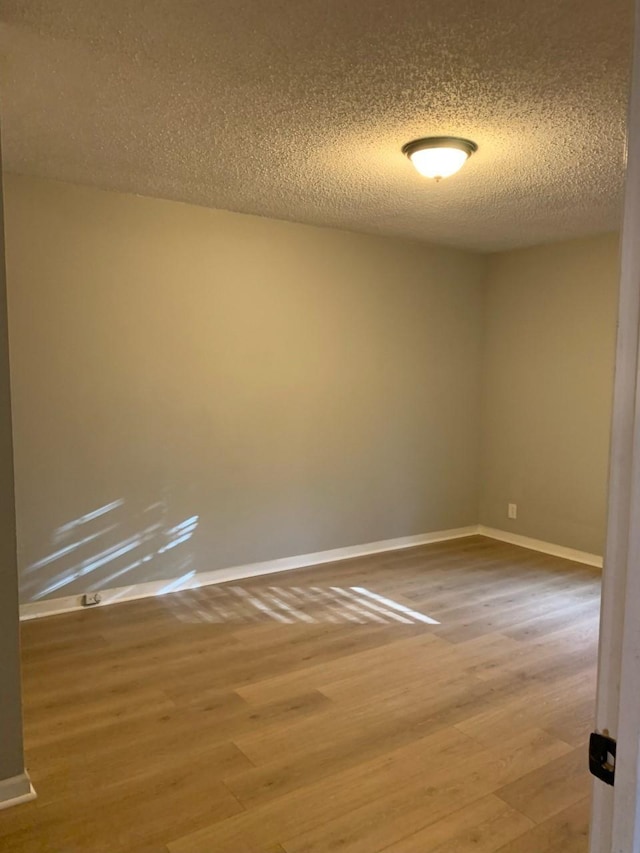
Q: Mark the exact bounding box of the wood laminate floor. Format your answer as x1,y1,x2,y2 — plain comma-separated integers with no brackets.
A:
1,535,599,852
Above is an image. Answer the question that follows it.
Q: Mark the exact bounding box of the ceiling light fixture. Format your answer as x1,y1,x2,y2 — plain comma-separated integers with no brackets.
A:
402,136,477,181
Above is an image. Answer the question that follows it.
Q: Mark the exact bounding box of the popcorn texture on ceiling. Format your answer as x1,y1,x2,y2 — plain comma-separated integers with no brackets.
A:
0,0,633,251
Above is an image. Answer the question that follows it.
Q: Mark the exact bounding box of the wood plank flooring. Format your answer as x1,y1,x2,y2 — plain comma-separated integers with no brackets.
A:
0,535,599,852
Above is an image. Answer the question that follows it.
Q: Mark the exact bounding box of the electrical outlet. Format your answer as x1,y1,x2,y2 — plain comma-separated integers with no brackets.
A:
82,592,102,607
508,503,518,520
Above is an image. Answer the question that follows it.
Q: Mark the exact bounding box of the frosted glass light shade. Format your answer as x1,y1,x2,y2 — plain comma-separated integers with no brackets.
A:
402,137,477,181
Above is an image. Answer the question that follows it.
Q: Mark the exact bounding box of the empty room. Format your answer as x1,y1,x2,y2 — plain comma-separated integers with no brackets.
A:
1,1,640,851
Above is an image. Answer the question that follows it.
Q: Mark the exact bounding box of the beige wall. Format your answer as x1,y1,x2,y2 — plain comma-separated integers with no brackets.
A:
4,175,486,602
4,174,620,604
480,234,619,555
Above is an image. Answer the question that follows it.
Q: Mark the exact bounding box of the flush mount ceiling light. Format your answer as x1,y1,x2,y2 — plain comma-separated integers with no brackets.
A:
402,136,478,181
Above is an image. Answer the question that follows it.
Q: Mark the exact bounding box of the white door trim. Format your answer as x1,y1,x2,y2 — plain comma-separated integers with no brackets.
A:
590,4,640,849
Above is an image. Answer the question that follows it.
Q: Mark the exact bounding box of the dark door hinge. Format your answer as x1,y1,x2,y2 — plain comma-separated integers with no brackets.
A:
589,732,616,786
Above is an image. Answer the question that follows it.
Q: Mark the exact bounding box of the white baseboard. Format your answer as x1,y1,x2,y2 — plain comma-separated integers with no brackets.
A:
477,525,603,568
19,523,603,621
0,773,36,811
20,525,479,621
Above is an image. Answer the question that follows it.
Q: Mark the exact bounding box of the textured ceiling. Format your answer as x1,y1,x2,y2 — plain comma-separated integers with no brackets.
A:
0,0,634,251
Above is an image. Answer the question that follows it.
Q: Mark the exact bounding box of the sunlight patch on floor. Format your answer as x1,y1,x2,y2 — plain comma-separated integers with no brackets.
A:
163,585,439,625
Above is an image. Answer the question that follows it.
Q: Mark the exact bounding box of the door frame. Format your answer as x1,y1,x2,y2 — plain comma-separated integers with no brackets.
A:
590,2,640,849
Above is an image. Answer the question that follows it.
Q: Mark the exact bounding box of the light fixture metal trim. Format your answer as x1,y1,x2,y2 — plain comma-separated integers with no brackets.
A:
401,136,478,159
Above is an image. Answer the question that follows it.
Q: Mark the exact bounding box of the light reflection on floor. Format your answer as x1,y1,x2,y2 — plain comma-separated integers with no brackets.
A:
163,585,439,625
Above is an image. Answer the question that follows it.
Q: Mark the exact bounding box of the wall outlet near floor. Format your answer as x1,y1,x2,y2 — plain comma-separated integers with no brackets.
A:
82,592,102,607
508,503,518,520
